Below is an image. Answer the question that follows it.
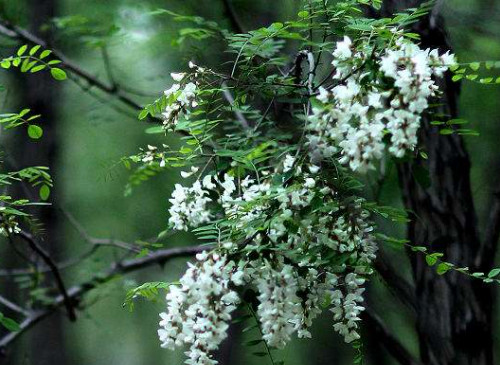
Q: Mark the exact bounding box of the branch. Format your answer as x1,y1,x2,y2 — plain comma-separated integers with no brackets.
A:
221,81,250,130
221,0,245,33
0,295,30,317
0,19,172,129
363,308,423,365
14,230,76,322
0,244,208,355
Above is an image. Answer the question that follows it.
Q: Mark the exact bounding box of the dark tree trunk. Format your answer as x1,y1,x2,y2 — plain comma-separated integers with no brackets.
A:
20,0,68,364
380,1,496,364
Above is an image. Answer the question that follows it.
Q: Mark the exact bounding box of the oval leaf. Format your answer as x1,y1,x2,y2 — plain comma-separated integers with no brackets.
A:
50,67,67,81
27,124,43,139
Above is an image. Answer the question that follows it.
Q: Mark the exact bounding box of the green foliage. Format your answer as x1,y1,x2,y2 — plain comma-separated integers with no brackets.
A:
0,108,44,139
123,281,176,311
0,312,20,332
450,61,500,84
1,44,66,81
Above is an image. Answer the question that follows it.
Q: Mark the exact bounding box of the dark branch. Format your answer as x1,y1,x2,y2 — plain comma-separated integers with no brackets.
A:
0,244,208,354
0,295,30,317
0,19,173,129
14,230,77,322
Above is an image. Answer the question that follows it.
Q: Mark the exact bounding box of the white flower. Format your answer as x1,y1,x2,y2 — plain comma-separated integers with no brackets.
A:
332,36,352,60
180,166,200,178
158,253,244,365
283,154,295,173
171,72,186,82
168,181,211,230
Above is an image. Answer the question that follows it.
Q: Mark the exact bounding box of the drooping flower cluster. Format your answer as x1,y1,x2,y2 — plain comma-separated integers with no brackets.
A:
158,252,244,365
160,153,377,364
308,34,456,172
154,24,452,365
162,71,198,129
168,179,212,231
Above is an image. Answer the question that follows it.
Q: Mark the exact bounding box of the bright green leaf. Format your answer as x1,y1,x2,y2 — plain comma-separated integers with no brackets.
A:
27,124,43,139
50,67,67,81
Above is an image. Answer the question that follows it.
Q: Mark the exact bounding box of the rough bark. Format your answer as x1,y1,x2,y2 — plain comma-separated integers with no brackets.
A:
381,1,495,364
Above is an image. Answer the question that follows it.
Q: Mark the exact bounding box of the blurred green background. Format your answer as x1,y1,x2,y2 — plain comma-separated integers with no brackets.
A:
0,0,499,364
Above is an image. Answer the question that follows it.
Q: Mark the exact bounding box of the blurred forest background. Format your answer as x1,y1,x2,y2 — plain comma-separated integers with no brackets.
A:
0,0,499,364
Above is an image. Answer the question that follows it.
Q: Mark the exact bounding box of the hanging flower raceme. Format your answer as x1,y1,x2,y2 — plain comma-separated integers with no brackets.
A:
158,252,244,365
162,71,198,129
307,33,456,172
151,10,455,365
159,151,378,364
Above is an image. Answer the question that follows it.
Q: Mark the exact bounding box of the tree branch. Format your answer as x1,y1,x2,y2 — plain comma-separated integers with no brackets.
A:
0,244,208,355
14,230,76,322
221,81,249,130
0,18,172,129
0,295,30,317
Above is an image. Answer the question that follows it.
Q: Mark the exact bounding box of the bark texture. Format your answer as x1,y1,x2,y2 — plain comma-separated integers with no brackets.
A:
381,1,496,364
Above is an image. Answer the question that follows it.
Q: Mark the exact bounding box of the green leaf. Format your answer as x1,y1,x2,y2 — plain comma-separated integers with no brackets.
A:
425,254,438,266
452,74,463,82
447,119,468,125
297,10,309,18
437,262,452,275
39,185,50,201
469,62,480,71
488,268,500,278
30,65,47,73
29,45,41,56
138,109,150,120
40,50,52,59
0,60,11,69
425,253,443,267
50,67,67,81
17,44,28,56
245,339,263,346
440,128,454,135
0,314,21,332
27,124,43,139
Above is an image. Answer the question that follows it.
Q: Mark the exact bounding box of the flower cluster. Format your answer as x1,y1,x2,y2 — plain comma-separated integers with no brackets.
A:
155,25,452,365
168,179,212,231
308,34,455,172
0,214,21,237
158,252,244,365
160,153,377,364
162,72,198,129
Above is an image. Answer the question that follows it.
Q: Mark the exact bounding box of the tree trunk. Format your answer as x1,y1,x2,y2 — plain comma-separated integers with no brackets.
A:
381,1,495,364
21,0,68,364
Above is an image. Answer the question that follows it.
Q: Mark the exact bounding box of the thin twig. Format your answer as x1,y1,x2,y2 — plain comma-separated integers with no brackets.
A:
0,295,31,317
221,81,250,130
0,244,208,354
14,230,76,321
